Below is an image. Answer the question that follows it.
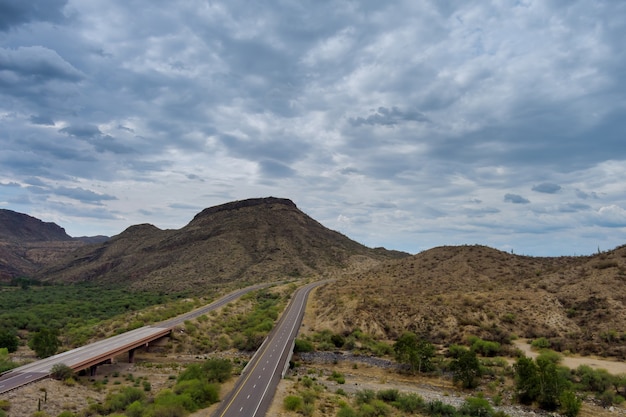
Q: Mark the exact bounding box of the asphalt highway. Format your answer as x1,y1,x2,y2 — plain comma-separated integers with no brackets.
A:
0,283,272,395
213,280,329,417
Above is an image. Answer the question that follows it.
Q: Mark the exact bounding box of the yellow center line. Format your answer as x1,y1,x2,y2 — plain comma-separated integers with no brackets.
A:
217,326,277,417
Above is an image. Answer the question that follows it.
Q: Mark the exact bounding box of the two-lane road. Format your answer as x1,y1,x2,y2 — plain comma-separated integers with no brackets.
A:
213,280,329,417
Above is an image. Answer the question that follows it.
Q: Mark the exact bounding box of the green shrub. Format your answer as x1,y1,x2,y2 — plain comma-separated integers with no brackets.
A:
376,388,399,403
105,387,145,413
50,363,74,381
426,400,457,416
469,336,501,357
329,371,345,384
459,396,494,417
531,337,551,349
203,358,232,383
395,392,424,412
560,391,582,417
283,395,303,411
0,400,9,411
355,389,376,405
173,379,219,410
337,405,356,417
294,338,314,353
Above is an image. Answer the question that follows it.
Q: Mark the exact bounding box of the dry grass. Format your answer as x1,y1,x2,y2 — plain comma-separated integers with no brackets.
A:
312,244,626,358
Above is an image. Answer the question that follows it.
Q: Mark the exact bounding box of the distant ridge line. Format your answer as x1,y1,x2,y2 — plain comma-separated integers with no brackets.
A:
193,197,297,219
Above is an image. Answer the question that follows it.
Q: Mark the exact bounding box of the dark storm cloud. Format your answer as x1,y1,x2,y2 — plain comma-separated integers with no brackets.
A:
0,46,83,82
532,183,561,194
219,134,309,164
59,125,102,138
259,160,296,178
0,0,68,31
559,203,591,213
350,107,430,127
29,114,55,126
55,186,117,204
504,194,530,204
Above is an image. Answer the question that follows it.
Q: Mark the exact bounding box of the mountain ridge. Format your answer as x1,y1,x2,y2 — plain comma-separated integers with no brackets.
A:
37,198,408,291
0,209,108,281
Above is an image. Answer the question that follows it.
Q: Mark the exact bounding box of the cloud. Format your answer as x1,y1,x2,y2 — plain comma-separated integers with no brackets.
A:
29,114,55,125
504,194,530,204
59,124,102,138
532,183,561,194
595,205,626,228
54,186,117,204
258,160,296,178
349,107,430,127
0,46,83,82
0,0,625,254
0,0,68,31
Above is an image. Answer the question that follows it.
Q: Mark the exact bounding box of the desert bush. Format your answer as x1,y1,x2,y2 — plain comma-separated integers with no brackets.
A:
294,338,314,353
337,405,357,417
560,391,582,417
329,371,345,384
355,389,376,405
376,388,399,403
468,336,501,357
284,395,303,411
395,392,424,412
105,387,145,413
531,337,551,349
426,400,457,416
203,358,232,383
574,365,614,394
50,363,74,381
459,396,493,417
173,379,219,410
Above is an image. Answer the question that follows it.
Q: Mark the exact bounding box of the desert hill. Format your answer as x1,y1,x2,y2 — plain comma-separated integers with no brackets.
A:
38,197,408,291
0,209,107,281
312,244,626,358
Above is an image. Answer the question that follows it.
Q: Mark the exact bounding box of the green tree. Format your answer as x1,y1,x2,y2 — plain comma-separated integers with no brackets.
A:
202,358,232,383
28,328,60,358
536,355,568,410
0,328,19,353
514,355,569,411
450,348,482,388
514,356,539,404
393,332,435,373
0,348,18,373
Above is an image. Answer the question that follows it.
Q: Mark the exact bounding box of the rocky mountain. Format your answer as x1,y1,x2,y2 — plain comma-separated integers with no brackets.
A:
312,244,626,359
0,209,107,281
38,197,408,291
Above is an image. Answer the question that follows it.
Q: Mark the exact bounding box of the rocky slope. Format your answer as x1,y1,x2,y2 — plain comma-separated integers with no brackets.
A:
312,244,626,358
0,209,106,281
38,197,408,291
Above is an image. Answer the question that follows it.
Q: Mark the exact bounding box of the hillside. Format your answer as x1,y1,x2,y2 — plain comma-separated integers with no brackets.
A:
311,244,626,358
0,209,106,281
39,197,408,291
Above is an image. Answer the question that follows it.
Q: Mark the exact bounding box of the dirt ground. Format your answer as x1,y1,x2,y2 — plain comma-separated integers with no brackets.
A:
514,339,626,375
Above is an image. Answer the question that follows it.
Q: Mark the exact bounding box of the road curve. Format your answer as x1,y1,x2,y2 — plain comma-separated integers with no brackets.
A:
212,280,329,417
0,283,272,395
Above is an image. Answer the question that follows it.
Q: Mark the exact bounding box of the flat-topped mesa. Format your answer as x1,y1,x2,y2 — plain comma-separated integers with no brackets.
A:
192,197,297,220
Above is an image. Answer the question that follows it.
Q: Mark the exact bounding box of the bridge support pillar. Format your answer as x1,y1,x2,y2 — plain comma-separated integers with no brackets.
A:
90,365,98,376
129,348,136,363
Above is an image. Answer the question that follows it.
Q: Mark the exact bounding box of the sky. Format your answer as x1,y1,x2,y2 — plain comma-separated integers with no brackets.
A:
1,0,625,257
